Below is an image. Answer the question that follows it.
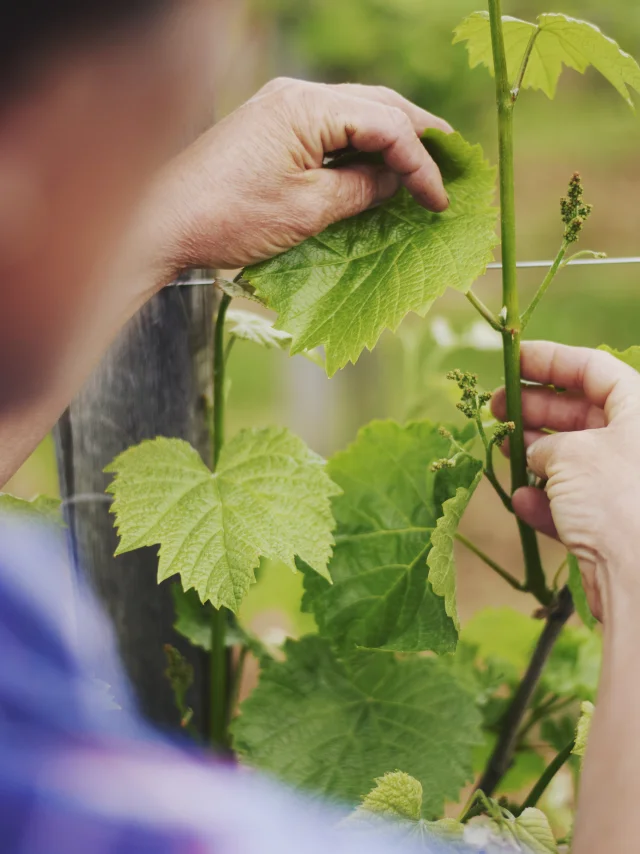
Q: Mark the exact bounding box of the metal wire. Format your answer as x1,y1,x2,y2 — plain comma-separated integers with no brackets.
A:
171,256,640,287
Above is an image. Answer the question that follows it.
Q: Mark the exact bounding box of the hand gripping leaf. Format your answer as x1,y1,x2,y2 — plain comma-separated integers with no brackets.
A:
454,12,640,104
232,636,482,817
106,428,340,612
302,421,482,654
244,130,497,376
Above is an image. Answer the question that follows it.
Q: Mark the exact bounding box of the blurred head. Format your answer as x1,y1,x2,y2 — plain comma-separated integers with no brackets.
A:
0,0,218,410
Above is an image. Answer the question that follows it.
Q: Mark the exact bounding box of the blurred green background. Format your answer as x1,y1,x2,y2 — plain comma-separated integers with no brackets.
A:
6,0,637,819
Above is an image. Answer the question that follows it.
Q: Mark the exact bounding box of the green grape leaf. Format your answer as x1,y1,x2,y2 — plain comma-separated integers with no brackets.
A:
356,771,423,823
573,700,595,759
427,467,483,630
164,644,194,727
302,421,482,654
567,555,597,630
106,429,340,612
244,130,498,376
454,12,640,105
233,635,482,817
510,808,558,854
226,308,324,367
598,344,640,372
0,494,64,528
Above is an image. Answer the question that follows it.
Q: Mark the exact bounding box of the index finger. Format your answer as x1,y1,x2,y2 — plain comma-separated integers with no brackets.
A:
520,341,640,422
330,83,454,136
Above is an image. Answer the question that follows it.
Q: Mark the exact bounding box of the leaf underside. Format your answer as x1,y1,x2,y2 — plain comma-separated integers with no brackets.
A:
454,12,640,105
244,130,498,376
226,308,324,366
232,635,482,818
302,421,482,655
106,428,340,613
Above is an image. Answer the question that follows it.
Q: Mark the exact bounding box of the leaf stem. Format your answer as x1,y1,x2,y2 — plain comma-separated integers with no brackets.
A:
456,533,524,591
519,739,576,812
209,292,233,751
521,243,567,331
518,693,576,743
511,28,541,102
488,0,550,607
466,290,503,331
476,586,574,797
230,645,249,719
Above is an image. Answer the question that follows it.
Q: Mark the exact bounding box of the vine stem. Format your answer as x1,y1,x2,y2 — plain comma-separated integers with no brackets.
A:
487,0,550,607
511,28,540,102
476,586,574,797
466,290,503,331
521,243,567,331
209,292,233,750
474,417,514,513
519,739,576,812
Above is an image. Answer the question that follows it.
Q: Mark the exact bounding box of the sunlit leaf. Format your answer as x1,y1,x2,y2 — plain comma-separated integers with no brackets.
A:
106,429,340,612
454,12,640,105
598,344,640,372
573,700,595,759
244,130,497,375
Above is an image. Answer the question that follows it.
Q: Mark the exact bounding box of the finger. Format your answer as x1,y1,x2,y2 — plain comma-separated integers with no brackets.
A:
491,386,605,433
498,430,547,459
520,341,640,423
315,164,402,223
329,95,449,211
330,83,454,135
512,487,558,540
525,433,566,479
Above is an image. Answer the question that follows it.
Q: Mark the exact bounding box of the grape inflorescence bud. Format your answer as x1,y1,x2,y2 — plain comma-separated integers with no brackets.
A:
447,369,491,420
492,421,516,447
561,173,592,244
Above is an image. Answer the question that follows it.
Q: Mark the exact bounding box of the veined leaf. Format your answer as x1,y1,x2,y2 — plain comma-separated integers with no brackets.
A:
302,421,481,654
573,700,595,759
0,494,64,528
598,344,640,372
106,429,340,612
226,308,324,367
427,466,483,630
567,555,597,630
233,635,482,817
355,771,423,823
244,130,498,376
454,12,640,105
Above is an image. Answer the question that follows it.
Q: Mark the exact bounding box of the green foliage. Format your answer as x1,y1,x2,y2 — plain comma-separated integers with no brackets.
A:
244,130,498,375
573,700,595,759
226,308,324,366
302,421,481,654
567,555,598,630
233,635,482,817
106,429,340,612
454,12,640,105
0,494,63,528
428,466,483,629
173,586,216,651
350,776,558,852
599,344,640,371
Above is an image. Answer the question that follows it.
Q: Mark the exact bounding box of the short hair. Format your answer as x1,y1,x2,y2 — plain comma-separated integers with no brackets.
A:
3,2,171,81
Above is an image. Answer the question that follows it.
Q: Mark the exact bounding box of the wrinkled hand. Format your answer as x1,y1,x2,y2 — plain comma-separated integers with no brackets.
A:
148,78,451,277
492,341,640,621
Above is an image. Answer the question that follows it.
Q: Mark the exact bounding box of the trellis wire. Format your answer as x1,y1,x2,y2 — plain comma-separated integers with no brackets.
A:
171,255,640,288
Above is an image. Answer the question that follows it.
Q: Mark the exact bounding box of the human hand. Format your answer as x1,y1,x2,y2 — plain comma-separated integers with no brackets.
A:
492,341,640,621
145,78,452,278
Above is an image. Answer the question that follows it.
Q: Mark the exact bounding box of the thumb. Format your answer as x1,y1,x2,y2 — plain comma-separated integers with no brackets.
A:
316,164,401,228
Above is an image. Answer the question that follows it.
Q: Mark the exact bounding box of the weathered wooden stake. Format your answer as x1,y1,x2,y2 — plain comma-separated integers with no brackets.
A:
55,284,215,730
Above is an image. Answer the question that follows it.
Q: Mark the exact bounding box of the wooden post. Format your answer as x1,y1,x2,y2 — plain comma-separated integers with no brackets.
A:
54,283,215,730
